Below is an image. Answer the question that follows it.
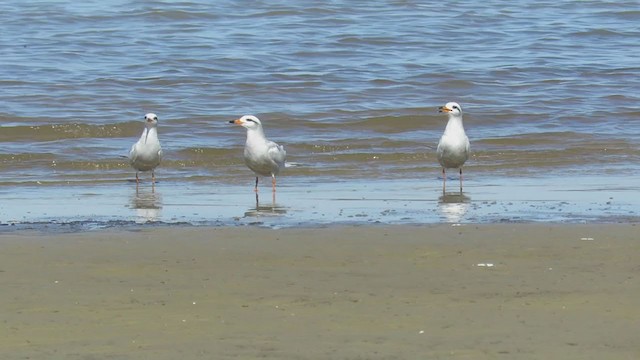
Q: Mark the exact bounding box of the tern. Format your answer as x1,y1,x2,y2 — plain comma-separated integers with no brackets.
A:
129,113,163,184
230,115,286,192
437,102,469,193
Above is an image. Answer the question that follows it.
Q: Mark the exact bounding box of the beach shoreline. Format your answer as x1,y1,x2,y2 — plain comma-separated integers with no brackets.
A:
1,223,638,359
2,175,639,229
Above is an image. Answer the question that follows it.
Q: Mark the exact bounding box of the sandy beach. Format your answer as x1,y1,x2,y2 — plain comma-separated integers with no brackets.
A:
3,2,639,359
1,224,638,359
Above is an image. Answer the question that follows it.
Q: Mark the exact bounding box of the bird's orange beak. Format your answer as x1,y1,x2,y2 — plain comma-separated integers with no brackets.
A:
438,106,450,113
229,118,243,125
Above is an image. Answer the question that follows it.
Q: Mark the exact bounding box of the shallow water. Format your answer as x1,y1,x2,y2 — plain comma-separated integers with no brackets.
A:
2,175,638,231
1,1,639,227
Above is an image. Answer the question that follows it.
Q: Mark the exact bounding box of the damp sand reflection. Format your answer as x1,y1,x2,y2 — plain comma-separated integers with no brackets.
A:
130,186,162,223
438,193,470,223
244,193,287,218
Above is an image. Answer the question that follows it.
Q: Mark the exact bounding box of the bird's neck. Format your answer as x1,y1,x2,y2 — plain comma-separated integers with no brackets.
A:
143,126,159,144
246,128,266,144
444,115,465,135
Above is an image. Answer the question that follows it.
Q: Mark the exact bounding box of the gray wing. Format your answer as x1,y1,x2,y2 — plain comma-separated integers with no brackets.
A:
436,136,445,160
128,142,138,163
463,135,470,161
129,128,146,163
267,141,286,167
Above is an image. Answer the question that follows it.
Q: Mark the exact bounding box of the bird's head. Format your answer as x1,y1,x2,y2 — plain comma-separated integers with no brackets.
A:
438,102,463,117
145,113,159,127
229,115,262,130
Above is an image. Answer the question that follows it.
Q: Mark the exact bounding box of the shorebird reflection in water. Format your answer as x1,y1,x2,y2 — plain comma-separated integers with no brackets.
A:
437,102,469,193
438,193,470,223
131,186,162,222
244,192,287,218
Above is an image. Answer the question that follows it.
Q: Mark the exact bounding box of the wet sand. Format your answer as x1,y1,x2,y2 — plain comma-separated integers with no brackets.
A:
1,224,639,359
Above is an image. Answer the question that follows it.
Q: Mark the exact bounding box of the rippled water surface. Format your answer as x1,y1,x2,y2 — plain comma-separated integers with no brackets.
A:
1,1,639,226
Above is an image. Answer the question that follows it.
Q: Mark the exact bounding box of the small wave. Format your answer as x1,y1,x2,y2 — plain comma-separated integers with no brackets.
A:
0,122,141,142
251,9,306,17
571,28,632,38
126,8,219,21
0,153,57,167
